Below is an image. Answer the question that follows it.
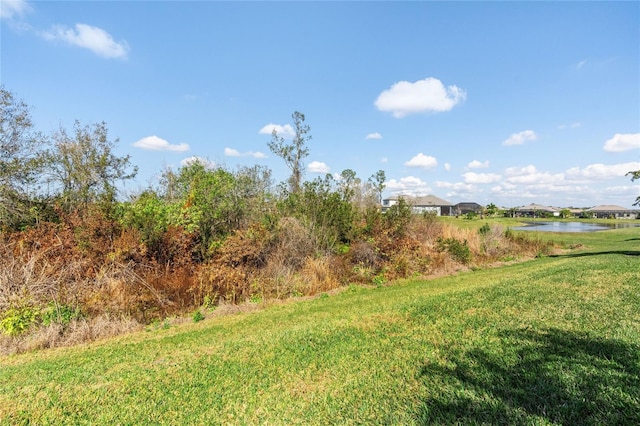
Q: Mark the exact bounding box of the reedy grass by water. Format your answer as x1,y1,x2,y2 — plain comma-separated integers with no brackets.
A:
1,226,639,424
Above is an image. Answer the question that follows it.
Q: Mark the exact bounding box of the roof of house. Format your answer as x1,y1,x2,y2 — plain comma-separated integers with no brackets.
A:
516,203,560,212
384,194,452,206
454,202,482,207
412,195,453,206
587,205,634,212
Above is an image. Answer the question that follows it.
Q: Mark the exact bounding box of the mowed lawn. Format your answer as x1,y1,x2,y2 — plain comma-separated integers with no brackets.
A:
1,226,639,425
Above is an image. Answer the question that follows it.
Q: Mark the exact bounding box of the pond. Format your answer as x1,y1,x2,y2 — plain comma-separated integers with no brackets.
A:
511,221,640,233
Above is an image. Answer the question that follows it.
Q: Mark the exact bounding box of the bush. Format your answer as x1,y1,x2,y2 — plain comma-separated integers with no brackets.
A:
436,237,471,265
384,198,412,238
40,303,81,327
0,306,39,336
192,310,205,323
478,223,491,237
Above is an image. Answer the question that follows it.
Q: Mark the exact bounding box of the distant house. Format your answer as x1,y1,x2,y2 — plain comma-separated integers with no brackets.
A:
382,195,454,216
515,203,560,217
586,205,639,219
453,202,483,216
568,208,585,217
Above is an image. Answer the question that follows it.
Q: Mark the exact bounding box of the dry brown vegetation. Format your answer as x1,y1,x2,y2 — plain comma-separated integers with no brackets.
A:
0,204,550,355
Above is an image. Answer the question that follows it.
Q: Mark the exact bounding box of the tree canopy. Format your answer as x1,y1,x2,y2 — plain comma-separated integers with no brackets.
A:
267,111,310,194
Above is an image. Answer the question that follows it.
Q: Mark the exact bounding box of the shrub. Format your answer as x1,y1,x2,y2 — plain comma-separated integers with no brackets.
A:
478,223,491,237
383,198,412,238
436,237,472,265
40,303,81,327
191,310,205,323
0,306,39,336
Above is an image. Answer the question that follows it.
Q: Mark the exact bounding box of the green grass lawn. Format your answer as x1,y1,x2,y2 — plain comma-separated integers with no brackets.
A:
1,226,639,424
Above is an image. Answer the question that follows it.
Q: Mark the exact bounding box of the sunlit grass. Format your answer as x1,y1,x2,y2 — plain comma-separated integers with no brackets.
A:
1,227,638,424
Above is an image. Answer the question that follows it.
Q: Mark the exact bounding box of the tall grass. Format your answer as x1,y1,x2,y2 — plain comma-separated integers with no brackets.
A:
1,227,638,424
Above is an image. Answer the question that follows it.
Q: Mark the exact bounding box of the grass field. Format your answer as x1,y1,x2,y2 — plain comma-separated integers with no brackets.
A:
1,223,639,424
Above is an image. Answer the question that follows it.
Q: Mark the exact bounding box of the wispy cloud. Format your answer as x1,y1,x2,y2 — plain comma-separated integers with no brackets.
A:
365,132,382,140
375,77,466,118
558,122,582,130
503,130,537,146
405,153,438,170
133,136,189,152
308,161,330,173
0,0,31,20
42,23,130,59
258,123,295,139
603,133,640,152
224,147,267,158
1,0,32,32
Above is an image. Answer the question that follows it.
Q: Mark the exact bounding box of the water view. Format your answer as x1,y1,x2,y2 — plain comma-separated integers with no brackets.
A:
512,221,640,233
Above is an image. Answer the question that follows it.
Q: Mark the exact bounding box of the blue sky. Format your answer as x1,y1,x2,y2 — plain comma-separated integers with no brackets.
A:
2,0,639,208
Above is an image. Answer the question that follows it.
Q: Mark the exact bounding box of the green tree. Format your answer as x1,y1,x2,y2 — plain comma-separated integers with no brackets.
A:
117,190,171,251
163,161,272,258
47,121,137,213
0,87,46,228
339,169,359,202
627,170,640,206
368,170,386,205
267,111,310,194
485,203,498,217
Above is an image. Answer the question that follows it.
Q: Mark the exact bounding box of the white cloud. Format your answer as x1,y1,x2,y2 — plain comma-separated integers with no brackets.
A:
566,162,640,180
258,123,295,139
559,122,581,130
504,165,538,177
576,60,587,70
502,164,565,185
505,171,564,185
467,160,489,169
308,161,330,173
224,147,267,158
133,136,189,152
181,156,216,169
381,157,388,163
444,162,451,171
374,77,466,118
1,0,31,20
462,172,502,184
365,132,383,140
405,153,438,170
503,130,537,146
603,133,640,152
386,176,432,195
435,181,474,191
42,23,129,59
